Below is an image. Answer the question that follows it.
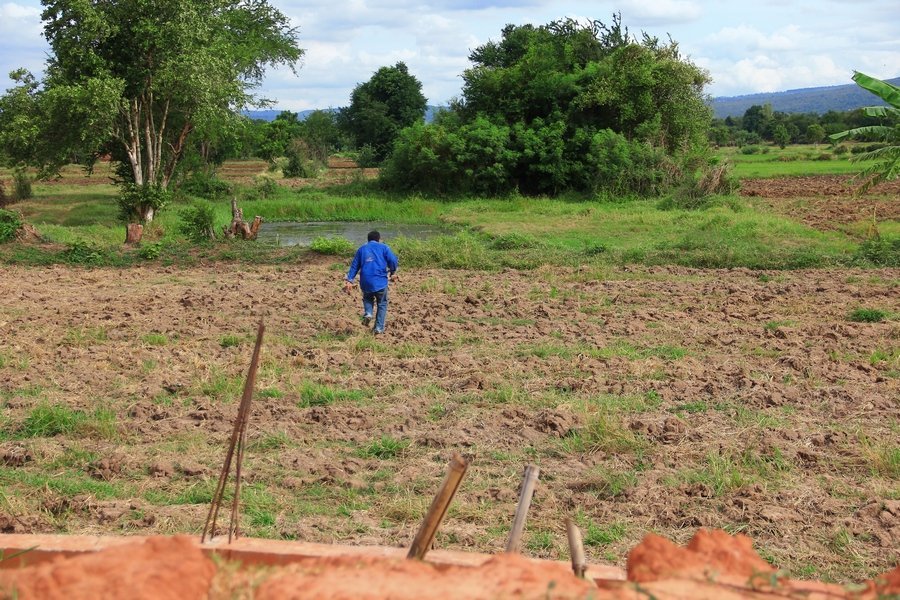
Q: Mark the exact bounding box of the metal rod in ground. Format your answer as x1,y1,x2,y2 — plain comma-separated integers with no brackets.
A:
407,452,470,560
565,518,587,579
201,320,265,543
505,464,540,553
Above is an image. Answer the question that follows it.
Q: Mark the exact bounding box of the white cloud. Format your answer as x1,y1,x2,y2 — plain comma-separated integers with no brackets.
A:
620,0,702,25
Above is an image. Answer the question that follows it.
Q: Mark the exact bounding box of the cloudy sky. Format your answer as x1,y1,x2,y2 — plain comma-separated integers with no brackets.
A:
1,0,898,111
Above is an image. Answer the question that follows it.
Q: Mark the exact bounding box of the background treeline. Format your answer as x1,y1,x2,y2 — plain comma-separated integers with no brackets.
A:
709,103,893,149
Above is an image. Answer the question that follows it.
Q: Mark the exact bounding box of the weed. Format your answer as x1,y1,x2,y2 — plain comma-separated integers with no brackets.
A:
220,334,242,348
63,326,108,346
0,209,22,243
141,332,169,346
848,308,890,323
358,435,409,459
427,402,447,421
310,236,354,255
250,431,294,451
583,521,627,547
138,241,164,260
19,403,87,437
257,387,284,399
525,531,555,552
298,382,367,408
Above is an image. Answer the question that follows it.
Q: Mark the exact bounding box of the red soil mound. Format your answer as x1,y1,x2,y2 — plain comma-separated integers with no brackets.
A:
0,535,215,600
0,530,897,599
257,552,595,600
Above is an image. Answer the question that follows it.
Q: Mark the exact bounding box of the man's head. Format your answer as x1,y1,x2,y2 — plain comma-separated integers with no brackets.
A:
367,230,381,242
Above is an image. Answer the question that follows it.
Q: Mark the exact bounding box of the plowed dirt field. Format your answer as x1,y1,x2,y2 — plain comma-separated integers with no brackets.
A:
1,258,897,582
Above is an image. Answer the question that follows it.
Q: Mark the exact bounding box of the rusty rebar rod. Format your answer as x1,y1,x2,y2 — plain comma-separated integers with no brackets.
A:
407,452,469,560
201,320,265,543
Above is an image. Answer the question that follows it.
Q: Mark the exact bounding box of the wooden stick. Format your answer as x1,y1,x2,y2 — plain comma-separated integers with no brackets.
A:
565,518,587,579
201,321,265,543
505,464,540,553
407,452,469,560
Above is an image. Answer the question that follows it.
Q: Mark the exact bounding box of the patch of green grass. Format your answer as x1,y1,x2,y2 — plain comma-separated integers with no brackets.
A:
860,438,900,479
309,236,355,255
250,430,294,451
19,403,85,437
219,334,243,348
141,332,169,346
560,410,647,455
257,387,284,399
0,467,129,499
358,435,409,459
198,369,244,402
675,448,792,496
298,382,368,407
576,467,639,499
764,320,795,331
63,326,108,346
583,521,627,547
525,530,555,553
848,308,891,323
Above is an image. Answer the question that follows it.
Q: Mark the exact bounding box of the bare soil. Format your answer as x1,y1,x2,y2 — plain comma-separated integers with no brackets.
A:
0,258,897,581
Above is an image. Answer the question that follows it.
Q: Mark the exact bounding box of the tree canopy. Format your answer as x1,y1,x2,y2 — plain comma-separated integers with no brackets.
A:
0,0,302,222
340,62,427,162
382,15,713,196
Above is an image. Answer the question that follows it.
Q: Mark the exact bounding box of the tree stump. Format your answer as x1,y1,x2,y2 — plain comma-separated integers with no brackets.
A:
125,223,144,244
223,197,263,240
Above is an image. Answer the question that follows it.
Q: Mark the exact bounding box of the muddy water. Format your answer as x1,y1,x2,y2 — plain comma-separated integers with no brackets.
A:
256,221,448,247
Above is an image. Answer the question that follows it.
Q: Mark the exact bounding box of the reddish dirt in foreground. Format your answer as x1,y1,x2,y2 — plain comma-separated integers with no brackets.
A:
1,531,897,599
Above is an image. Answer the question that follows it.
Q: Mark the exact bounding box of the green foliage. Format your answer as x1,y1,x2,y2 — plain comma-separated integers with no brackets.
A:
854,237,900,267
138,241,163,260
341,62,427,162
298,382,366,407
358,435,410,459
180,172,233,200
62,241,108,265
12,168,32,200
1,0,302,198
117,184,171,223
20,403,84,437
220,334,242,348
0,209,22,243
309,236,354,255
178,201,217,242
382,15,712,197
848,308,890,323
830,72,900,192
282,140,322,178
253,176,280,199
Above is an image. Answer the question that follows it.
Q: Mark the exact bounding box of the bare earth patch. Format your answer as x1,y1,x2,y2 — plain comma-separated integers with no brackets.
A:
0,261,897,582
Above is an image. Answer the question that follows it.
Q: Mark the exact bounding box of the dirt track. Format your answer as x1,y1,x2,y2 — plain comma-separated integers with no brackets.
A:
1,259,897,580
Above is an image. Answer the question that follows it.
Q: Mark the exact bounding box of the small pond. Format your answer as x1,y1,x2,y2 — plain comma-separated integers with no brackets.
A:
256,221,448,247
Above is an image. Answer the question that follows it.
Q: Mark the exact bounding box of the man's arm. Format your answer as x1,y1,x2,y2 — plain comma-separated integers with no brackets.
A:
385,246,399,277
346,249,361,282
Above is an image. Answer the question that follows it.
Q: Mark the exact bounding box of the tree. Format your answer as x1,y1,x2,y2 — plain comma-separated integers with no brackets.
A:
831,72,900,192
0,0,302,225
773,124,790,149
806,123,826,146
383,15,713,196
341,62,427,162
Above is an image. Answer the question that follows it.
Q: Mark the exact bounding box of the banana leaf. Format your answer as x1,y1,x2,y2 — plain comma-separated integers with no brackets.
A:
852,71,900,108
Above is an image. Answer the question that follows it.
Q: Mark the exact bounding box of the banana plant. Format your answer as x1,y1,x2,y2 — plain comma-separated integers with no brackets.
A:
830,72,900,192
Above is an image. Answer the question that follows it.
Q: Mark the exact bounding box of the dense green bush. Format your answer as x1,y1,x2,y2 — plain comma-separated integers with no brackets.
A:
283,140,322,178
381,16,715,198
854,237,900,266
0,208,23,242
309,236,354,255
63,241,108,265
12,168,32,200
178,201,217,242
180,171,233,200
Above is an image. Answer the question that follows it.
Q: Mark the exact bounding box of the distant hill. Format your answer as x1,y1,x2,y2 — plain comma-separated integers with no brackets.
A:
711,77,900,119
244,105,446,123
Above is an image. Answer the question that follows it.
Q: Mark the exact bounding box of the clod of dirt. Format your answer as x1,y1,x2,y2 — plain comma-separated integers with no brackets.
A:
535,409,579,438
148,460,174,478
0,443,32,467
89,456,125,481
177,461,208,477
0,536,215,600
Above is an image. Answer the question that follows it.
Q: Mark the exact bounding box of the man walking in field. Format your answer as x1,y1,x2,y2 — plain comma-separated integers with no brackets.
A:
344,231,399,334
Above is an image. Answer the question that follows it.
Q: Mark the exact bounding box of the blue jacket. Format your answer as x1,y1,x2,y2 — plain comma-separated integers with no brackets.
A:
346,240,398,293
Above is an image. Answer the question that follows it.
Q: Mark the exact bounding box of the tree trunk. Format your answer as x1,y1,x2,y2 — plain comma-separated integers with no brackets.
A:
125,223,144,244
223,197,263,240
